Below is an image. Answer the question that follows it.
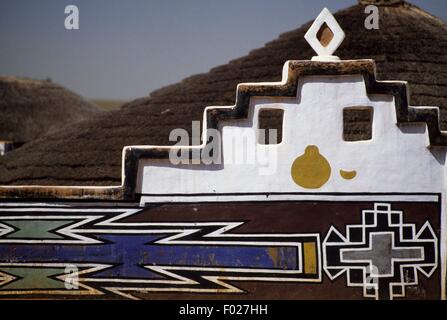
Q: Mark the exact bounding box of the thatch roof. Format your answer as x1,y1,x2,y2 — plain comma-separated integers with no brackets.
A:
0,0,446,186
0,77,102,144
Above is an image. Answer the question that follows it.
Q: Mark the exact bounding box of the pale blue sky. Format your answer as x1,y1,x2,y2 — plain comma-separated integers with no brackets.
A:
0,0,445,100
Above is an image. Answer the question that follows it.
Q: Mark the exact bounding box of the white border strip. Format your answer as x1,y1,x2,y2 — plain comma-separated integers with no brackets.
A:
140,194,439,205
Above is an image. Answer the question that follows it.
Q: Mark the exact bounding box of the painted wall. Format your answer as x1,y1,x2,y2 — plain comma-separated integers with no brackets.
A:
0,199,441,300
0,60,445,300
137,74,445,195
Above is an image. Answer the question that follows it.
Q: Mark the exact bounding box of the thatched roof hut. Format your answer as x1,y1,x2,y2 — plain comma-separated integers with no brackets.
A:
0,76,101,146
0,0,445,186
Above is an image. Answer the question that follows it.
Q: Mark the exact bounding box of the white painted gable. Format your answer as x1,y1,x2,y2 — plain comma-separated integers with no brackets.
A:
137,68,446,196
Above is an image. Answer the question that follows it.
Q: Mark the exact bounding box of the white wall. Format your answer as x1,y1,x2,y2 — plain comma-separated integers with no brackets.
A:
137,74,446,195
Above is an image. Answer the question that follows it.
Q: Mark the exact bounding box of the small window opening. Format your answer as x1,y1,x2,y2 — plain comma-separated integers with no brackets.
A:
343,107,373,142
258,109,284,145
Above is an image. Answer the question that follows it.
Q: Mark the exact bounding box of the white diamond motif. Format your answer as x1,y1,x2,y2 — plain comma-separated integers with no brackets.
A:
304,8,346,61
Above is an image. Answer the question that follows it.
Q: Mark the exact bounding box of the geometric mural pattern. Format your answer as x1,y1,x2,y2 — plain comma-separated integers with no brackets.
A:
0,207,320,300
0,203,440,300
323,203,438,300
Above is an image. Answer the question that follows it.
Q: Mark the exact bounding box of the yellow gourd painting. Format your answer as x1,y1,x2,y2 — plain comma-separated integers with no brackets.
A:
291,145,331,189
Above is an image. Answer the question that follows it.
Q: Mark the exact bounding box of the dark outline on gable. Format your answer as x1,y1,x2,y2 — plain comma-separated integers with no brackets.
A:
0,60,445,201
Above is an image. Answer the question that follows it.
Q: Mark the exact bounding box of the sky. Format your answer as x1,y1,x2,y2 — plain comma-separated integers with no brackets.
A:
0,0,446,101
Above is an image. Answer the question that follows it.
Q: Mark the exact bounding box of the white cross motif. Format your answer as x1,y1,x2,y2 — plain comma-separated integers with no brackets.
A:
341,232,423,277
323,203,438,300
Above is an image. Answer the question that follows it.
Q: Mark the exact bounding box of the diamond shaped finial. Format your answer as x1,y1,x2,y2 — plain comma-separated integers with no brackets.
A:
304,8,345,61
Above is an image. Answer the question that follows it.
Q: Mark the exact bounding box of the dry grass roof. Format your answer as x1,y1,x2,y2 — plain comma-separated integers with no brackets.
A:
0,77,102,143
